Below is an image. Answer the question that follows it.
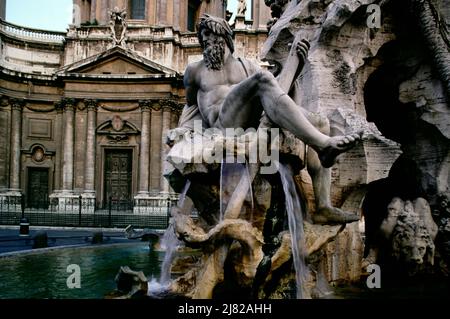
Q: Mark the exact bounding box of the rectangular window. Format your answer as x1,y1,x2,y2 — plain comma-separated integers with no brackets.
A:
131,0,145,20
188,0,201,32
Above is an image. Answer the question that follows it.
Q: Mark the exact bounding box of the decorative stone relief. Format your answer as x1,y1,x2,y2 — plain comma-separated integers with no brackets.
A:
108,7,128,48
97,116,140,144
364,197,439,275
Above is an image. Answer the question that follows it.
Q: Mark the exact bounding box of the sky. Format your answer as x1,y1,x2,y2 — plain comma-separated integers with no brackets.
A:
5,0,251,32
6,0,73,31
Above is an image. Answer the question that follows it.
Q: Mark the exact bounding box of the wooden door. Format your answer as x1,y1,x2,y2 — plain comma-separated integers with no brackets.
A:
104,150,132,208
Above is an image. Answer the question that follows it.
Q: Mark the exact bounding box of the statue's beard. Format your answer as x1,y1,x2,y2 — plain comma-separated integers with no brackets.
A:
203,42,225,71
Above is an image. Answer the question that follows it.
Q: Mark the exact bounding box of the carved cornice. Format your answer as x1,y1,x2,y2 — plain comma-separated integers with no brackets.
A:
10,98,25,111
84,99,99,111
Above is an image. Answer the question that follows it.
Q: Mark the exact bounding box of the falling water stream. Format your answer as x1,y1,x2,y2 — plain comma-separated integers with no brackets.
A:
158,224,179,285
158,180,191,286
279,163,308,299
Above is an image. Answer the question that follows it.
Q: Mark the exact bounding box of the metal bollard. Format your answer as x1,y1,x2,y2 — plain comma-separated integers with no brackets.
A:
19,217,30,236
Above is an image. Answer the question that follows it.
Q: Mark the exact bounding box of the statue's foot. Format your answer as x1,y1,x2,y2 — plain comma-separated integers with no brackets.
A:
312,206,360,225
318,131,362,168
361,251,378,271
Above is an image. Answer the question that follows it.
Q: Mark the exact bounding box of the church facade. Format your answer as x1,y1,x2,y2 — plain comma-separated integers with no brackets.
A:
0,0,270,217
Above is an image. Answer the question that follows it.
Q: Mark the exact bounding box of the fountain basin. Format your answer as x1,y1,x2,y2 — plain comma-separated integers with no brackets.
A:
0,243,163,299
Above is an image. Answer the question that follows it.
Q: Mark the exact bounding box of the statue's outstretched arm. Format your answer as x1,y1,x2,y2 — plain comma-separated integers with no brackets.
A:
276,36,310,94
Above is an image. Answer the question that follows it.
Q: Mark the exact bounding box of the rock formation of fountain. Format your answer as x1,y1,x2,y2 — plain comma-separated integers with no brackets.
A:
156,0,450,299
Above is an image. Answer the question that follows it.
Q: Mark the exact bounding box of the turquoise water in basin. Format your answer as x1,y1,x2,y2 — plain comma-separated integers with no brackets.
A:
0,243,163,299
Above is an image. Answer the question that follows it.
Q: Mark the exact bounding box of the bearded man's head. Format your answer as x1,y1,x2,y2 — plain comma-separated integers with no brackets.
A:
197,14,234,70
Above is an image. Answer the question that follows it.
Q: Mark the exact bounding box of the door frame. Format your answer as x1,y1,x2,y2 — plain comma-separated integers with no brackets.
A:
97,146,137,208
26,167,50,208
103,148,133,207
22,150,54,206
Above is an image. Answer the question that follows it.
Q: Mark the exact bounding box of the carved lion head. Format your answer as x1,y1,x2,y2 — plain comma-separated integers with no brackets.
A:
391,218,435,274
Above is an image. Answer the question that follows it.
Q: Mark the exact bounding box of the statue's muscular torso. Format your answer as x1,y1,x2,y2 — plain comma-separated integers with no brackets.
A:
184,57,259,128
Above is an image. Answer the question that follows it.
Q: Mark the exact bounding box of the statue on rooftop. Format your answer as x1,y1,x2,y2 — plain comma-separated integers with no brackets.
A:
108,6,127,47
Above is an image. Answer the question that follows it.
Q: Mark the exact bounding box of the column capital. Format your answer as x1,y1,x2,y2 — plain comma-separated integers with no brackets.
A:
138,99,152,112
84,99,99,111
150,101,162,112
10,98,25,111
62,98,77,111
54,100,64,113
160,100,175,112
169,101,184,115
0,95,10,107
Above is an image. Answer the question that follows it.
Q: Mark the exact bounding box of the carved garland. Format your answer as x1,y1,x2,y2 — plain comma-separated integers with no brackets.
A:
100,104,140,112
25,104,57,112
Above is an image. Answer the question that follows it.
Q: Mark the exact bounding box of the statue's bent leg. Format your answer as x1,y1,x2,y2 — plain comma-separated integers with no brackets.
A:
219,71,361,167
219,71,330,148
304,115,359,224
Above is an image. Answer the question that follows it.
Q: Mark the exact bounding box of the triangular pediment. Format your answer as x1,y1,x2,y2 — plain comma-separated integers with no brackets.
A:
56,46,178,77
80,56,160,75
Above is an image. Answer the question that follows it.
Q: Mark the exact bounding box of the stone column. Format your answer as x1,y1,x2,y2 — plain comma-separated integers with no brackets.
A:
138,100,151,195
160,102,172,193
62,98,76,192
133,100,152,214
0,96,10,191
54,101,64,190
84,99,98,193
149,102,162,193
9,98,25,191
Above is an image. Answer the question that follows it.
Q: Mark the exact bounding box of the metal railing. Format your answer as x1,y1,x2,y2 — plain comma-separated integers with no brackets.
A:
0,194,177,229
